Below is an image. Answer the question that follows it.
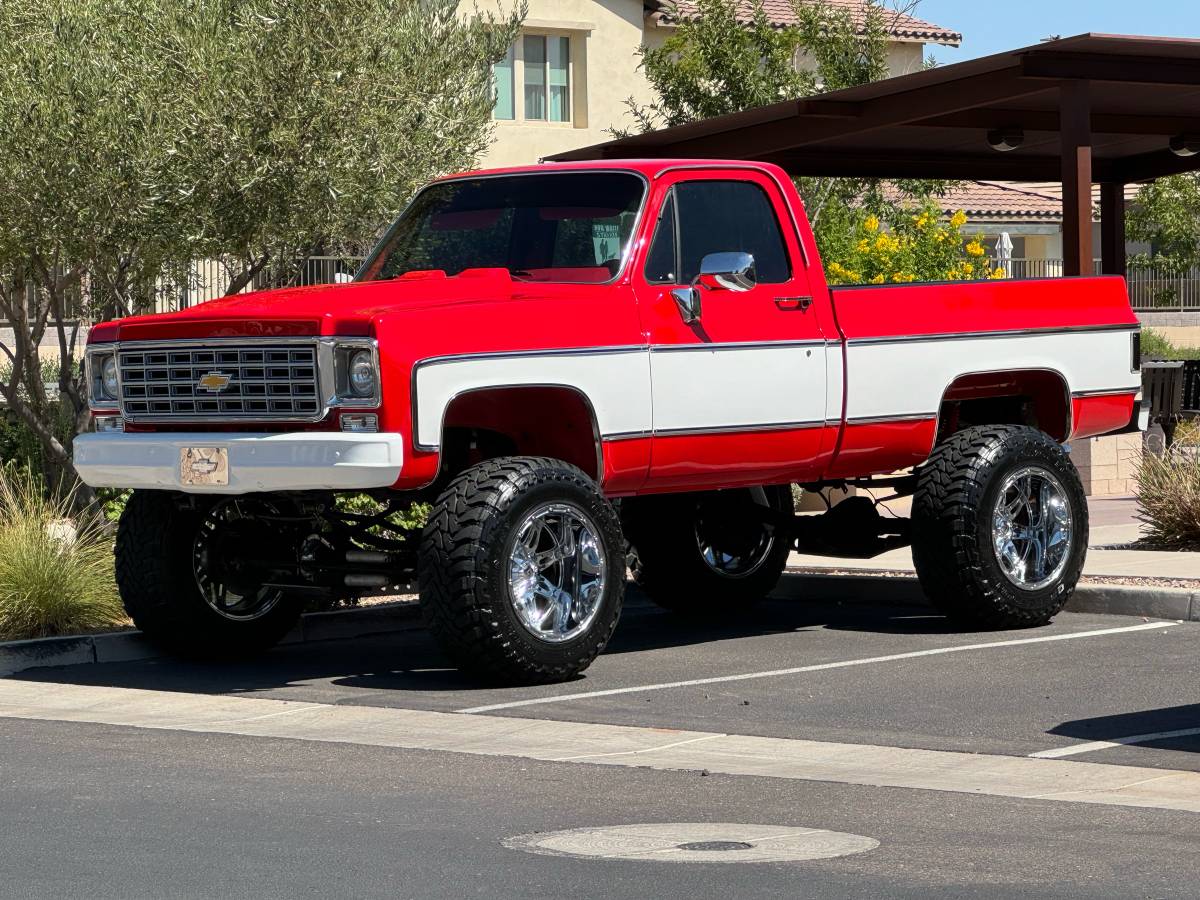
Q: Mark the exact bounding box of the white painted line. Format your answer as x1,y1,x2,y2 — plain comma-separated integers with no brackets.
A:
2,678,1200,814
1031,727,1200,759
458,622,1177,713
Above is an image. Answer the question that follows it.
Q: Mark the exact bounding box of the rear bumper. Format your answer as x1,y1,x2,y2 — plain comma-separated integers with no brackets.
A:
73,431,405,494
1112,391,1150,436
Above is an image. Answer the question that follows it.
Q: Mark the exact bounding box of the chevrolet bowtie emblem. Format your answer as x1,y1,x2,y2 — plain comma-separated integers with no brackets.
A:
189,458,219,476
197,371,233,393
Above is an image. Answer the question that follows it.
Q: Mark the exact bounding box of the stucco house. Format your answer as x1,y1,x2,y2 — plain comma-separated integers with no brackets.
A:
471,0,961,169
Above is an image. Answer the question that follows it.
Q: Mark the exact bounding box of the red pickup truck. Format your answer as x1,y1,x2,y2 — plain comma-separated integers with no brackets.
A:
75,160,1144,683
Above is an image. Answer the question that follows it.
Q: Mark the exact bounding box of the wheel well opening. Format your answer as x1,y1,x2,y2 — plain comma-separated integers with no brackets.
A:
439,385,602,481
937,370,1070,443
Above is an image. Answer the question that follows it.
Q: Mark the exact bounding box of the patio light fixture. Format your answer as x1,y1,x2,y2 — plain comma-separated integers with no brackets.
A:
987,127,1024,152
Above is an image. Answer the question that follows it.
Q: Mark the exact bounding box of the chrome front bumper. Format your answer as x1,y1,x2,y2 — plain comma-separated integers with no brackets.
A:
73,431,404,494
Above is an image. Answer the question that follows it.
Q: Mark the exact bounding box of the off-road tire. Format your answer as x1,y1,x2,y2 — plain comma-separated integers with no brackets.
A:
622,485,793,614
418,457,625,685
912,425,1088,629
115,491,302,657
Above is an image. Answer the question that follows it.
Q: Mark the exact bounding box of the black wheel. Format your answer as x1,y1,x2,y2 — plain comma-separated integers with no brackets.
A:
115,491,303,657
912,425,1088,629
418,457,625,685
622,485,793,613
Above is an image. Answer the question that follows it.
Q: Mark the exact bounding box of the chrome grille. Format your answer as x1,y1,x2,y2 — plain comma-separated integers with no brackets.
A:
118,343,321,420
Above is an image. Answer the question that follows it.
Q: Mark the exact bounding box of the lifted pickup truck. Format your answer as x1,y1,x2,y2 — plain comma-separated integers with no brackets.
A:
75,160,1144,683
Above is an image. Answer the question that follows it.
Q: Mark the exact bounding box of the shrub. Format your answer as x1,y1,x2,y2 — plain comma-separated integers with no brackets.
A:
1135,448,1200,550
822,205,1003,286
1141,328,1200,361
0,469,125,640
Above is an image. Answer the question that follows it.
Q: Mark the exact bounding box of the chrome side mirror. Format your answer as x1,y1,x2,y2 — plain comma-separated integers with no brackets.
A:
669,252,757,324
698,251,757,292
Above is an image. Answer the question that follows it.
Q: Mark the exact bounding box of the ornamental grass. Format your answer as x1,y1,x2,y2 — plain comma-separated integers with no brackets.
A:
0,469,125,641
1135,438,1200,551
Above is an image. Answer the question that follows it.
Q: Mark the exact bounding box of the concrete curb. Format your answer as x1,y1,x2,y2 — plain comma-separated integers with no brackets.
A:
0,602,422,678
779,570,1200,621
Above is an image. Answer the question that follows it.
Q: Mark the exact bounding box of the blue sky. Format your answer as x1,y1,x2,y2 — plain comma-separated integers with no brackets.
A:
918,0,1195,64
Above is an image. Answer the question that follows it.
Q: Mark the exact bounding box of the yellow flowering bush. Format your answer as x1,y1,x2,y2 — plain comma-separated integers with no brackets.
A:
823,204,1003,286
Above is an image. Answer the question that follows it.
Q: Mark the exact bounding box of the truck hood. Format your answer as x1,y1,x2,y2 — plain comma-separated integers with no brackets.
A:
97,269,517,342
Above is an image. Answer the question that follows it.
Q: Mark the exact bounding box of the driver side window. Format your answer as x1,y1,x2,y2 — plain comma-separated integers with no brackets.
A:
643,179,791,285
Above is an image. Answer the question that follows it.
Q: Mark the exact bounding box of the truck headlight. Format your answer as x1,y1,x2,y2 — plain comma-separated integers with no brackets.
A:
102,356,119,399
348,350,376,397
327,340,380,407
86,349,119,410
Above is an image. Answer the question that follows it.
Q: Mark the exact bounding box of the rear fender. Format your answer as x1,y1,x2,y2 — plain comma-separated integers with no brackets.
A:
937,369,1072,444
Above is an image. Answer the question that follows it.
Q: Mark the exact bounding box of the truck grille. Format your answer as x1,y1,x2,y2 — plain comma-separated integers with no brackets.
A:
118,343,322,421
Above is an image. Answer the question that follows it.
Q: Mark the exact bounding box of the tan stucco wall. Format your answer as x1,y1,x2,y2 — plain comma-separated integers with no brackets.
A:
885,41,925,76
468,0,655,169
469,1,932,169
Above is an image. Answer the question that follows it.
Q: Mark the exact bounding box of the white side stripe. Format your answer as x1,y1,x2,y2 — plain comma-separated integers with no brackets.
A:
458,622,1176,713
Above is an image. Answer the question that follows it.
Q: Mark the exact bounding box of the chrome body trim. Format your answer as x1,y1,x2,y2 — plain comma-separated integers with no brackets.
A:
1071,387,1142,399
845,413,937,426
846,323,1140,346
650,420,825,438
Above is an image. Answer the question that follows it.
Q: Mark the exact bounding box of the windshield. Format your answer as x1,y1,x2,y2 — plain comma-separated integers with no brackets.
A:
359,172,645,285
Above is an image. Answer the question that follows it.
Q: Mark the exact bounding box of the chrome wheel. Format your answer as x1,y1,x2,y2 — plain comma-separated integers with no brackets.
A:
695,487,777,579
193,500,286,622
991,466,1074,592
508,502,607,643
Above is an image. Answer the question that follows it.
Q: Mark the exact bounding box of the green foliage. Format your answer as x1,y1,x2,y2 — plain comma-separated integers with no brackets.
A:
622,0,951,244
1142,328,1200,361
0,0,522,315
822,206,999,284
1128,174,1200,277
0,0,522,501
1136,448,1200,550
335,493,431,533
0,468,125,640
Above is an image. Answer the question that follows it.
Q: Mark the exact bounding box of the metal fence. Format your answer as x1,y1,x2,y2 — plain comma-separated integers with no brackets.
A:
151,256,365,313
1002,259,1200,311
141,255,1200,315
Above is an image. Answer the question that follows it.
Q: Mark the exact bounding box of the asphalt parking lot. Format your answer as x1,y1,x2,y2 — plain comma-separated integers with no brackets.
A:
3,578,1199,898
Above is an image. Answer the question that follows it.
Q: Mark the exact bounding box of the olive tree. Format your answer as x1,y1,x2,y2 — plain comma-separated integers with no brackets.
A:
0,0,520,502
1128,174,1200,277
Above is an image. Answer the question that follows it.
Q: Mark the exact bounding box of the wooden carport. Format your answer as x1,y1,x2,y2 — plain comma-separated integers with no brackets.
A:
549,34,1200,279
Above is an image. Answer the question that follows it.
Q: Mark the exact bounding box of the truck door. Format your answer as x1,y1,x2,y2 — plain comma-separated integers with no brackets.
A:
633,170,835,490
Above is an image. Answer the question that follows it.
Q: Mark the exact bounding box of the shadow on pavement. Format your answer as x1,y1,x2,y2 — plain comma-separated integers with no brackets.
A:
12,578,943,699
1049,704,1200,754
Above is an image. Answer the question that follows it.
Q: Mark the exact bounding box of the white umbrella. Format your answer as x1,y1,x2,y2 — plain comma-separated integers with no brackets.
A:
995,231,1014,278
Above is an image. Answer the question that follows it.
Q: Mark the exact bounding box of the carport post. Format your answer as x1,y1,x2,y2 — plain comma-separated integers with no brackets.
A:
1100,181,1127,278
1059,81,1094,277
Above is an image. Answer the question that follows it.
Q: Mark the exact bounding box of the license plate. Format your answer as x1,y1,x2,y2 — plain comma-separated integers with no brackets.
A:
180,447,229,487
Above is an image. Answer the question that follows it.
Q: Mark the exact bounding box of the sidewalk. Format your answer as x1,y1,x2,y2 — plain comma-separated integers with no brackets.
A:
791,496,1200,581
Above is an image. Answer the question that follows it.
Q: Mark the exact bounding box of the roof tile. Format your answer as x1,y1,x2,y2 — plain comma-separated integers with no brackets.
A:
647,1,961,45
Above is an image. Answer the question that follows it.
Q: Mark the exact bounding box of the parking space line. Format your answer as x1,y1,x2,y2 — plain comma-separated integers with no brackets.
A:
1030,727,1200,759
3,678,1200,815
457,622,1177,713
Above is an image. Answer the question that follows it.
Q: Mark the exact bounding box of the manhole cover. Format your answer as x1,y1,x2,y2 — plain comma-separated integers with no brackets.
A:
678,841,753,852
504,823,879,864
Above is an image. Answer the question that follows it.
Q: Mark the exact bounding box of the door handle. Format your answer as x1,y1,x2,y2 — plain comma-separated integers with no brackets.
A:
775,295,812,311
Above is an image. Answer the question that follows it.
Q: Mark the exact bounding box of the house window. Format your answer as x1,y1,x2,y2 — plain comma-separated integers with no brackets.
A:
523,35,548,120
492,44,515,121
494,33,572,124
